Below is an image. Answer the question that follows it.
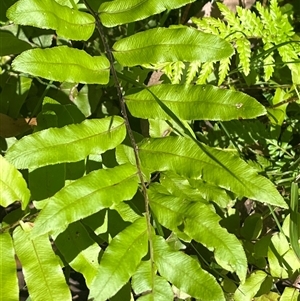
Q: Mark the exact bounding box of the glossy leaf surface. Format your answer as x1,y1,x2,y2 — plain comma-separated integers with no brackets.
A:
0,155,30,209
126,84,266,120
7,0,95,40
12,46,110,84
32,164,139,237
99,0,196,27
139,137,287,208
5,116,126,169
0,233,19,301
113,27,233,66
153,235,225,301
89,217,148,301
0,30,31,55
13,225,72,301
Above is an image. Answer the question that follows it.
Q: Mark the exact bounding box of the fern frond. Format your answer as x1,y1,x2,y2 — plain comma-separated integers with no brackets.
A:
196,62,214,84
263,43,275,81
186,61,201,85
217,3,240,30
218,56,232,85
171,61,185,84
236,37,251,76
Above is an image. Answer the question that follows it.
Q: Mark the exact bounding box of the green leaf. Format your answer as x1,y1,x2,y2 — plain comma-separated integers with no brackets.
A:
280,287,300,301
234,271,268,301
99,0,196,27
149,185,247,281
139,136,287,208
0,30,31,56
0,232,19,301
113,27,234,67
54,221,100,287
132,261,173,301
153,235,225,301
241,213,263,240
12,46,110,84
89,217,148,301
0,155,30,209
13,224,72,301
32,164,139,237
125,84,266,120
5,116,126,169
7,0,95,41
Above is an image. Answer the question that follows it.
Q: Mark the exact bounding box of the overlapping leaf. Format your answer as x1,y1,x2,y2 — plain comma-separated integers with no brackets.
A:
32,164,139,237
0,30,31,56
99,0,196,27
12,46,110,84
125,84,266,120
149,185,247,281
153,235,225,301
113,27,233,66
7,0,95,40
89,217,148,301
5,116,125,169
139,136,287,208
0,233,19,301
13,225,72,301
0,155,30,209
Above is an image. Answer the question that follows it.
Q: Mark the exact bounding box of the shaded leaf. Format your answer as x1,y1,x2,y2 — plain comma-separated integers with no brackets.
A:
89,217,148,301
132,260,173,301
153,235,225,301
12,46,110,84
113,27,233,67
0,232,19,301
100,0,196,27
139,136,287,208
0,155,30,209
7,0,95,40
0,30,31,56
13,224,72,301
5,116,126,169
32,164,139,237
126,84,266,120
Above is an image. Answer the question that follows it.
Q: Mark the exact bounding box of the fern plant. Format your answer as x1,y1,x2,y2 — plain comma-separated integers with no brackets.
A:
149,0,300,86
0,0,295,301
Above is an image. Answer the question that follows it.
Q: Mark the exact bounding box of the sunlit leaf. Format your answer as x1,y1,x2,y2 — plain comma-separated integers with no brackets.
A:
0,30,31,55
7,0,95,40
5,116,126,169
89,217,148,301
32,164,139,237
100,0,196,27
12,46,110,84
139,136,287,208
126,84,266,120
0,232,19,301
113,27,233,66
0,155,30,209
13,224,72,301
153,235,225,301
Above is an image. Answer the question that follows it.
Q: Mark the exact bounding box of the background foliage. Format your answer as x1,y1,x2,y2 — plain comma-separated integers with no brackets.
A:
1,0,300,300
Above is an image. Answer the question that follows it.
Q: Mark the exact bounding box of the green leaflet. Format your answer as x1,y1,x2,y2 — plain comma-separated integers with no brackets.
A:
149,185,247,281
0,30,31,56
7,0,95,41
55,222,99,287
234,271,269,301
0,233,19,301
32,164,139,237
125,84,266,121
153,235,225,301
132,261,173,301
12,46,110,84
89,217,148,301
0,155,30,209
99,0,196,27
5,116,126,169
13,224,72,301
113,27,233,67
139,136,287,208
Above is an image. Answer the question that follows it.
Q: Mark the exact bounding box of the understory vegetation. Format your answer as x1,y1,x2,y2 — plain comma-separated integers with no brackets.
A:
1,0,300,300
